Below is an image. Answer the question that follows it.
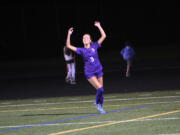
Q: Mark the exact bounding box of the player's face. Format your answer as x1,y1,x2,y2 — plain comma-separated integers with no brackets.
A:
83,34,91,45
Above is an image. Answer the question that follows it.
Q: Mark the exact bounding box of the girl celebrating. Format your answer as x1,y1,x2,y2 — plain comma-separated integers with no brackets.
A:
66,21,106,114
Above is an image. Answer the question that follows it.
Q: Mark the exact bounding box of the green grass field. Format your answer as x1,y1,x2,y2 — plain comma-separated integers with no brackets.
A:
0,90,180,135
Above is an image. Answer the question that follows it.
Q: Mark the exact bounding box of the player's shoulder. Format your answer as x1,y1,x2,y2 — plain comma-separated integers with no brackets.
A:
91,41,100,48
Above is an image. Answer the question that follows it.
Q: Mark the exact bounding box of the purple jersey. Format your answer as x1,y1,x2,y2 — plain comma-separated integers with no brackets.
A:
76,41,103,75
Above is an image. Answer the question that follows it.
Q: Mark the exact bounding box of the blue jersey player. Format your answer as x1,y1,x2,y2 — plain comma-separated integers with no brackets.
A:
120,41,135,77
66,21,106,114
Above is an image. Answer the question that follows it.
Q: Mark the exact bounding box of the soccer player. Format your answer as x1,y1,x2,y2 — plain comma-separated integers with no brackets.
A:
120,41,135,77
63,46,76,84
66,21,106,114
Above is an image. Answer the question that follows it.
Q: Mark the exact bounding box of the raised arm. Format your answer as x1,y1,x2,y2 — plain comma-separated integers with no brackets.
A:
66,27,77,52
94,21,106,45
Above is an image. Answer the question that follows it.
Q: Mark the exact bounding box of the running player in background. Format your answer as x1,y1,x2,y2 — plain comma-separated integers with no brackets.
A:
63,46,76,84
120,41,135,77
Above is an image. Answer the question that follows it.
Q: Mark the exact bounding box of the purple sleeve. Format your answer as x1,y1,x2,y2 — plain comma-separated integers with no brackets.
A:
76,48,83,55
93,41,101,49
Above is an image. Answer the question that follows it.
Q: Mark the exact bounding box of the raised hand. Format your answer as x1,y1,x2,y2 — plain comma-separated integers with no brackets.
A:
94,21,101,27
94,21,106,44
68,27,74,35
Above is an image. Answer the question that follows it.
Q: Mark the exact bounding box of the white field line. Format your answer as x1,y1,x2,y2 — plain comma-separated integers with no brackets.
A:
159,133,180,135
139,94,152,96
33,100,46,103
0,117,179,129
0,96,180,108
105,96,117,99
0,103,11,105
68,98,80,101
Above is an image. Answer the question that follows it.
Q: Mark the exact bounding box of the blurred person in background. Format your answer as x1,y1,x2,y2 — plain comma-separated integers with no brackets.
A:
120,41,135,77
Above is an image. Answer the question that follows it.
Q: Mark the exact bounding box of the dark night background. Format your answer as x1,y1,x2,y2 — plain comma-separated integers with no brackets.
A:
0,1,180,99
0,0,179,59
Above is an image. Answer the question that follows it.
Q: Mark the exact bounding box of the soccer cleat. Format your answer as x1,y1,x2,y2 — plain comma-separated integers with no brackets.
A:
70,80,76,85
97,104,106,114
99,108,106,114
65,77,70,83
94,102,106,114
126,72,130,77
94,102,99,110
100,110,106,114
